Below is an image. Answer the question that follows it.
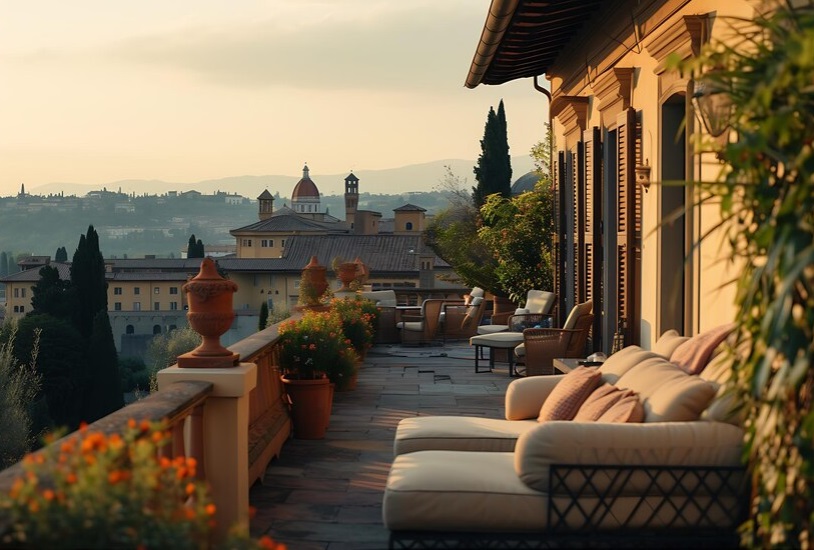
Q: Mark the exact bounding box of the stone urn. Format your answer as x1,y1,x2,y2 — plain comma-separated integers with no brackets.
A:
177,257,240,368
336,262,359,292
299,256,329,308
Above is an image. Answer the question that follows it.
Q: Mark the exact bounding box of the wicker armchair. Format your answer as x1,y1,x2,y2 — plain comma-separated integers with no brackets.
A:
441,298,487,341
521,314,594,376
489,290,557,327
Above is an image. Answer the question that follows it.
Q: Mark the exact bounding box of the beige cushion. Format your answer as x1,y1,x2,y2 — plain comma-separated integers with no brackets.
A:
396,321,423,332
615,356,717,422
383,450,548,532
574,384,632,422
477,324,508,335
505,375,565,420
524,290,556,315
652,329,690,359
596,393,644,423
537,366,602,422
597,346,660,384
563,300,593,330
394,416,538,455
671,323,736,375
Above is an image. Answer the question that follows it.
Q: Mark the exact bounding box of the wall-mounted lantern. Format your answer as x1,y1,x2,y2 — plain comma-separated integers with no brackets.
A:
635,160,652,193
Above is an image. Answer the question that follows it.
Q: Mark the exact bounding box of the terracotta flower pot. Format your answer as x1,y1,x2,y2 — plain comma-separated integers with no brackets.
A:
336,262,358,292
281,376,333,439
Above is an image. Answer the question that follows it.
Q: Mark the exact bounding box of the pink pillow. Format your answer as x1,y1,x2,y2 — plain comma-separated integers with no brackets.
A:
671,324,736,375
596,393,644,423
574,383,633,421
538,366,602,422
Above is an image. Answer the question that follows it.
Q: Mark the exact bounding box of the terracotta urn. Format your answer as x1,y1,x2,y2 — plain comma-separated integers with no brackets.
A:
336,262,358,292
177,257,240,368
300,256,328,306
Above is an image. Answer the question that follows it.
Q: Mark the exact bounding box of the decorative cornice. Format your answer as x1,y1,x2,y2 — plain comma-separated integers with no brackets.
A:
645,14,709,75
593,67,635,115
551,95,589,134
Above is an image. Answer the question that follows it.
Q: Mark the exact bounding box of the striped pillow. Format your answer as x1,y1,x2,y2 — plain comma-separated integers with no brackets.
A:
537,366,602,422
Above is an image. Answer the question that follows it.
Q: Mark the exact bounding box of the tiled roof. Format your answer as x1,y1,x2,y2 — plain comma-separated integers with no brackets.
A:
230,210,344,234
1,262,72,282
282,234,436,273
393,204,427,212
257,189,274,200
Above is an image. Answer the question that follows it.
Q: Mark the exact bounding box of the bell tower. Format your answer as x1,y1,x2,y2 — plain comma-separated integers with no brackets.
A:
344,172,359,226
257,189,274,221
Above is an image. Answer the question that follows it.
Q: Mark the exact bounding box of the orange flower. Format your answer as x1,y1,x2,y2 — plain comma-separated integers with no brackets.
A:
128,418,137,429
258,535,286,550
79,421,89,432
42,489,55,501
66,472,77,484
159,457,171,469
185,482,196,496
108,470,124,484
205,503,216,516
28,500,39,513
139,419,151,433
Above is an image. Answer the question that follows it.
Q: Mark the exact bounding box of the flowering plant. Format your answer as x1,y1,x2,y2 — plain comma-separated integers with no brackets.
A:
278,310,357,384
329,297,376,355
0,420,283,549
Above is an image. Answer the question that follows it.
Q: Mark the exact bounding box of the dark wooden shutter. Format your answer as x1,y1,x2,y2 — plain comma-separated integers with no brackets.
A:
555,151,567,325
615,108,640,346
583,126,602,351
574,143,585,306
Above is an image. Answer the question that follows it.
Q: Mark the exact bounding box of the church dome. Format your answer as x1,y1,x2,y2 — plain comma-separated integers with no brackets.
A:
292,164,320,200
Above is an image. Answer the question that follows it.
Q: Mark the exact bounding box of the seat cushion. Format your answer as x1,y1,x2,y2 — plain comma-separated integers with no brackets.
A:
477,324,509,335
396,321,423,332
596,393,645,423
537,366,602,422
470,332,525,348
563,300,593,329
383,450,548,532
597,346,660,384
394,416,538,455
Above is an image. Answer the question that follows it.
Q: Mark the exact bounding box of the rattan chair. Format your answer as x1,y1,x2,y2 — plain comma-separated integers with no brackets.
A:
396,298,445,345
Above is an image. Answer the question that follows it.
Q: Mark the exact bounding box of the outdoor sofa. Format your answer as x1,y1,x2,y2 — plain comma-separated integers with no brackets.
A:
383,326,746,548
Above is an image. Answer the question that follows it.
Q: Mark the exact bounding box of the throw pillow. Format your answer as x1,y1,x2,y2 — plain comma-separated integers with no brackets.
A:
671,323,736,375
596,393,645,423
652,329,690,359
574,383,633,421
537,366,602,422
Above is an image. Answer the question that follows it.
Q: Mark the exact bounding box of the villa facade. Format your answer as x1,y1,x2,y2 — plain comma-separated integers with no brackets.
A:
467,0,750,353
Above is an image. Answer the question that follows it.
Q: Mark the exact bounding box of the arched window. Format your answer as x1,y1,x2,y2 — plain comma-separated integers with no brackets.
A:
153,325,162,335
126,325,135,335
406,222,413,230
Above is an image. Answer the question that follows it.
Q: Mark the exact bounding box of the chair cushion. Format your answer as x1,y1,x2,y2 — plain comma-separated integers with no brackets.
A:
615,355,717,422
383,451,547,532
652,329,690,359
477,324,508,335
597,346,660,385
671,323,736,375
596,393,645,423
537,366,602,422
574,383,633,422
524,290,556,315
563,300,593,330
396,321,423,331
394,416,538,455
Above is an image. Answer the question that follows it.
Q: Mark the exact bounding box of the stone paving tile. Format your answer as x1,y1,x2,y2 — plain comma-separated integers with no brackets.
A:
250,341,509,549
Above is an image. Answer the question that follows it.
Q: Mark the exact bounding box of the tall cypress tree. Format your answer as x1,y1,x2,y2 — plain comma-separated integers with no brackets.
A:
71,226,107,339
473,99,513,209
187,234,197,258
0,252,7,277
83,310,123,421
55,246,68,262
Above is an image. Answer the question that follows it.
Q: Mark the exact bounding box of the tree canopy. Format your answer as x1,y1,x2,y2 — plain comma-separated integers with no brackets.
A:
473,100,512,209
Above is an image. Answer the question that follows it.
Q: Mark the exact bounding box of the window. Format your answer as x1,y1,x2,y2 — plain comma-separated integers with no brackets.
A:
170,287,179,295
20,288,26,298
153,325,162,335
261,239,273,247
242,239,252,247
154,302,160,311
13,288,19,298
18,306,24,313
281,239,286,248
154,287,160,294
406,222,413,230
126,325,135,334
134,287,141,295
13,305,19,313
114,287,122,295
133,302,141,311
114,302,122,311
170,302,178,311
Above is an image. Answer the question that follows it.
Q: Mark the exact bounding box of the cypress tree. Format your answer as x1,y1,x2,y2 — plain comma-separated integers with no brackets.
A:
31,265,75,319
258,302,269,331
187,235,197,258
473,99,513,209
55,246,68,262
83,310,123,422
0,252,7,277
196,239,205,258
70,227,107,339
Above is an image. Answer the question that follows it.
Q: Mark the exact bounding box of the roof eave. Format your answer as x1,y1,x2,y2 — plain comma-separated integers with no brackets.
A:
465,0,523,89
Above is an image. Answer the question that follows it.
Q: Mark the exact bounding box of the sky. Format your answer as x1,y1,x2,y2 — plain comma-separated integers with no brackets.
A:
0,0,549,197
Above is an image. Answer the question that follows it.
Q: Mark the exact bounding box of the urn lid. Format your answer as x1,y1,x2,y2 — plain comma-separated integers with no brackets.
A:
184,257,237,293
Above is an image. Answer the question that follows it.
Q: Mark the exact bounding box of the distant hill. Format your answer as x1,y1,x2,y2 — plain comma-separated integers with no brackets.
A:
28,156,535,199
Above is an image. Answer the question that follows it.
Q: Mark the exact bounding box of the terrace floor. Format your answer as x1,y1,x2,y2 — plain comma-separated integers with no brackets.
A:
248,340,515,549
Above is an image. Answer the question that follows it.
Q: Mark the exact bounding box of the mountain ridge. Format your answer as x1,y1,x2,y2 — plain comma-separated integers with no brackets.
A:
26,155,535,199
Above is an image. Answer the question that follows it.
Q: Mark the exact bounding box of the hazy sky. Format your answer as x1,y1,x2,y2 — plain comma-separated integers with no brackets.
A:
0,0,549,196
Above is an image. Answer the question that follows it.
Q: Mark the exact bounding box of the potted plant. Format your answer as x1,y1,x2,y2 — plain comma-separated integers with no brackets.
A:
297,256,330,311
278,310,357,437
330,297,376,378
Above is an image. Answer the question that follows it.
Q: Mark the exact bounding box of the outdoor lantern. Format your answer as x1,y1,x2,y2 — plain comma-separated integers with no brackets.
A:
635,160,652,193
692,80,732,138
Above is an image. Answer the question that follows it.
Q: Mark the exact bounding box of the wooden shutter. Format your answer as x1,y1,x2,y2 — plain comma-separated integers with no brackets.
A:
615,108,640,346
574,143,585,305
583,126,602,351
555,151,567,324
